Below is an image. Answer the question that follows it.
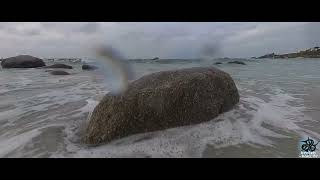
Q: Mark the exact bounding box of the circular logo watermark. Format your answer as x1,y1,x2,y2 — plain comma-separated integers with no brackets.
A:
299,137,319,158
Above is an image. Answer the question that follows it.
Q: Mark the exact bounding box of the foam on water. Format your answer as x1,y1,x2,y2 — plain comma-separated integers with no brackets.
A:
56,85,318,158
0,127,41,157
1,58,320,157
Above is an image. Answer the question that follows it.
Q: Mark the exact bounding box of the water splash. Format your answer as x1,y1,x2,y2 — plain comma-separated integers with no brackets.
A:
199,43,221,60
94,44,133,94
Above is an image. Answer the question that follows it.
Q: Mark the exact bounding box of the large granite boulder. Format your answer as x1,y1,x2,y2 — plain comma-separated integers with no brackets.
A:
84,67,239,145
1,55,46,68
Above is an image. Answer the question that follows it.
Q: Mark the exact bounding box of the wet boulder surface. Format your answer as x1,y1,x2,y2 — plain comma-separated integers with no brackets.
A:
84,67,240,145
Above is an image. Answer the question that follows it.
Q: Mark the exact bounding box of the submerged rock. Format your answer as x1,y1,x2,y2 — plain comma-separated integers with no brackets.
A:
84,67,239,145
49,70,70,75
1,55,46,68
227,61,246,65
43,64,73,69
82,64,98,70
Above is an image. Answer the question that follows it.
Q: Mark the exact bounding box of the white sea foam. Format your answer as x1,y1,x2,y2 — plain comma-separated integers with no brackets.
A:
1,59,320,158
58,86,318,158
0,128,41,157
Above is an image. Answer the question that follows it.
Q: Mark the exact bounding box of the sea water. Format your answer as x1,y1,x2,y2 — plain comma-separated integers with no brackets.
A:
0,58,319,158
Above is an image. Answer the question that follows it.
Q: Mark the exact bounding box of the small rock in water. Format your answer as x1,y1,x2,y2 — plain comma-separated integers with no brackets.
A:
82,64,98,70
214,62,222,65
50,70,70,75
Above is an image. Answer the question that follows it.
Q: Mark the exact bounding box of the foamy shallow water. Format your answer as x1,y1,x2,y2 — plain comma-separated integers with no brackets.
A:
0,59,320,158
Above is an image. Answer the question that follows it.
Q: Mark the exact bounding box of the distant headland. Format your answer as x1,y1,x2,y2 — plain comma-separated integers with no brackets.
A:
254,47,320,59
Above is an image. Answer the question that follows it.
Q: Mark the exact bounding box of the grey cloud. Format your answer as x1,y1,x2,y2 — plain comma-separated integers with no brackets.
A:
24,29,41,36
0,22,318,58
78,22,101,34
304,22,320,47
221,22,311,57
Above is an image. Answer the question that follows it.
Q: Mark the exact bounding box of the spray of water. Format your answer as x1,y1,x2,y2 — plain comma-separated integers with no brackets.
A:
91,42,219,94
198,42,221,64
93,44,133,94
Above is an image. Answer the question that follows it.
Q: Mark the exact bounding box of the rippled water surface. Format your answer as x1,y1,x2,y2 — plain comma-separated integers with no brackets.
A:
0,58,319,158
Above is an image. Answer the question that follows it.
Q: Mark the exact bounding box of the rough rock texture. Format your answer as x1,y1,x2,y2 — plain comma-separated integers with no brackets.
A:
43,64,73,69
85,67,239,145
49,70,70,75
82,64,98,70
1,55,46,68
227,61,246,65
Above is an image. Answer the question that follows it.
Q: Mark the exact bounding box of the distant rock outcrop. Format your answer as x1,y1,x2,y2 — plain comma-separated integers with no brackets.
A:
258,47,320,59
214,62,222,65
84,67,240,145
228,61,246,65
1,55,46,68
258,53,276,59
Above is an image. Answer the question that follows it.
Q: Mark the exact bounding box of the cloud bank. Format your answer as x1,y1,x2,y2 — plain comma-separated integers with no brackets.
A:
0,22,318,59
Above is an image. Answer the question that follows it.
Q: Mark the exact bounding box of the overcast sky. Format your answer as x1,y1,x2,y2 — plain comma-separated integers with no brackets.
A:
0,22,319,59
